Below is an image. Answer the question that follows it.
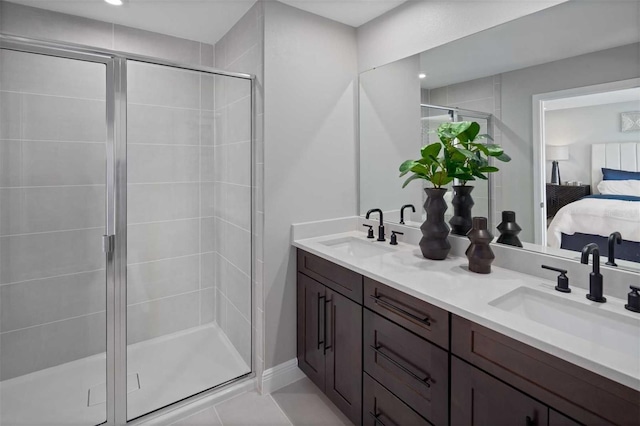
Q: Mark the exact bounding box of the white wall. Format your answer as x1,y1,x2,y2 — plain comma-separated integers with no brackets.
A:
545,100,640,185
263,1,358,369
356,0,564,72
359,54,422,216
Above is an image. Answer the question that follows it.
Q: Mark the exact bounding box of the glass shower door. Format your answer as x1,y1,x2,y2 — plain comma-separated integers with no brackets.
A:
125,60,252,420
0,48,109,425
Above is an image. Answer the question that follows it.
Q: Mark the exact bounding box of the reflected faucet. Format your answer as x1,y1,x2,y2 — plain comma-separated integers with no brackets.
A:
366,208,385,242
400,204,415,225
581,243,606,303
606,232,622,267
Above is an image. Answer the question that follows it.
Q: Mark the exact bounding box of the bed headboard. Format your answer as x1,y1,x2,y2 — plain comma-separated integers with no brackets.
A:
591,143,640,194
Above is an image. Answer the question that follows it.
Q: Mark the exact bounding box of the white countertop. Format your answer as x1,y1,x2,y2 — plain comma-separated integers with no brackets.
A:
293,230,640,392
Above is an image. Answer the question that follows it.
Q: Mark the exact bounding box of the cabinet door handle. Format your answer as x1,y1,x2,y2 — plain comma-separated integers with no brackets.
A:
525,415,535,426
369,295,431,326
324,298,333,353
317,294,325,350
368,411,388,426
369,345,431,388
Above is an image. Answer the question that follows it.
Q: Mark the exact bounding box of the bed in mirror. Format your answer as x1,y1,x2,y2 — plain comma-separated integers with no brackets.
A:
358,0,640,272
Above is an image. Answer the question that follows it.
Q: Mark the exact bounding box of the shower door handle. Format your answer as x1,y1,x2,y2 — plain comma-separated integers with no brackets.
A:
102,234,115,254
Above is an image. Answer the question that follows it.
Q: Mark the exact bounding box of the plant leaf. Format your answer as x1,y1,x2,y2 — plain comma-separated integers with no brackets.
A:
496,152,511,162
478,166,499,173
402,173,423,188
421,142,442,160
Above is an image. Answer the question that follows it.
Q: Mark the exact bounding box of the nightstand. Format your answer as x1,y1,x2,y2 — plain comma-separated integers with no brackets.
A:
546,184,591,218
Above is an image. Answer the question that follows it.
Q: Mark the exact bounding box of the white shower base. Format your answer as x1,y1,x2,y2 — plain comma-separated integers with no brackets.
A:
0,323,250,425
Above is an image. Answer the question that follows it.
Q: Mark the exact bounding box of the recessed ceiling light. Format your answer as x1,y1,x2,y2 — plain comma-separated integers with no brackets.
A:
104,0,123,5
418,73,426,79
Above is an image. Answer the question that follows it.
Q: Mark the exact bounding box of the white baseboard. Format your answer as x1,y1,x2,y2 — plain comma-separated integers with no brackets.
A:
260,358,305,394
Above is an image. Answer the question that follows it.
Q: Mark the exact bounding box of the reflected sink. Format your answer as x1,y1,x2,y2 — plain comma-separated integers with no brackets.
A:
490,287,640,358
320,236,394,258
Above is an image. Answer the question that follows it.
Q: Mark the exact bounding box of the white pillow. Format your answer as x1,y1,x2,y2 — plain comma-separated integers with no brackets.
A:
597,179,640,196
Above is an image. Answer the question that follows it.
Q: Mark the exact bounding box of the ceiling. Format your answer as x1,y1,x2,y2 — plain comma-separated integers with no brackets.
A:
6,0,406,44
544,88,640,112
419,1,640,89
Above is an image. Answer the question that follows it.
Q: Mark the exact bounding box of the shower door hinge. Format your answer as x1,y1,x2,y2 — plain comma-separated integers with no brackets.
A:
102,234,115,254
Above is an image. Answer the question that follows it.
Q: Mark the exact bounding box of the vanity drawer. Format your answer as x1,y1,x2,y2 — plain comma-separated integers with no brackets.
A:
364,309,448,425
297,250,363,304
364,277,449,348
363,373,430,426
451,315,640,426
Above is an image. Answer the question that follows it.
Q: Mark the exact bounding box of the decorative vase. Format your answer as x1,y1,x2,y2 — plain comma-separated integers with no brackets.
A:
449,185,475,236
419,188,451,260
496,210,523,247
466,217,495,274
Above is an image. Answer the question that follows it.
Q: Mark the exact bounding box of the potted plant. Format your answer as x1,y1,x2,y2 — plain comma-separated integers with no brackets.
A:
399,142,453,260
436,121,511,235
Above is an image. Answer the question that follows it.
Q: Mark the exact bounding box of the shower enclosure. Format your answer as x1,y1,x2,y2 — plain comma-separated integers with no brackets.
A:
0,35,253,425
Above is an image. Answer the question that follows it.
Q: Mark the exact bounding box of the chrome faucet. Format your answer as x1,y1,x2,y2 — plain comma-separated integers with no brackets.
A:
606,232,622,267
400,204,415,225
366,208,385,242
581,243,606,303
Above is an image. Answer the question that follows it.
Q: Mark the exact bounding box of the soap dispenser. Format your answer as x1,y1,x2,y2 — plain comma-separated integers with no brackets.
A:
625,286,640,313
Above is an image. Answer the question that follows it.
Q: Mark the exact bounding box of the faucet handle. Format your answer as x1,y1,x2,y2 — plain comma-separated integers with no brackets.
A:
541,265,570,293
390,231,404,245
626,286,640,313
363,224,375,239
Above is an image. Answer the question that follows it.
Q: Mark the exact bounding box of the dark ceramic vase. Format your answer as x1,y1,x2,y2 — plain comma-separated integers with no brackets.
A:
419,188,451,260
449,185,475,235
496,210,523,247
466,217,495,274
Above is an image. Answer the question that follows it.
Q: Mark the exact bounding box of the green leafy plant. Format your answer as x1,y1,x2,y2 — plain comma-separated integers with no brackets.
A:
399,121,510,189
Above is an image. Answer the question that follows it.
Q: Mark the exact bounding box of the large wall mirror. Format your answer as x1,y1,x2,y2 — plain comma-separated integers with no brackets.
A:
359,1,640,272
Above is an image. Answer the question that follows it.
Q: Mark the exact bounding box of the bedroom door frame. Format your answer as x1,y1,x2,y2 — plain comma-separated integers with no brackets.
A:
531,77,640,246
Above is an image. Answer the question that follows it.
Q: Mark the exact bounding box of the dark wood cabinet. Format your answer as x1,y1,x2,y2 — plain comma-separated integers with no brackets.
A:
451,356,548,426
325,287,362,424
297,253,362,425
296,272,326,390
296,249,640,426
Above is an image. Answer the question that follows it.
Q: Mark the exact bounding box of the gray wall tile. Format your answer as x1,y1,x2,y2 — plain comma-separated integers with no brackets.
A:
201,252,216,289
226,184,251,231
227,97,251,143
227,142,251,186
215,288,227,330
201,74,214,111
200,288,215,324
200,217,215,254
128,62,200,109
225,303,251,366
127,104,200,145
201,182,215,218
127,144,199,184
114,24,201,65
127,292,199,344
0,2,113,50
0,92,23,139
0,228,105,284
127,183,200,224
0,270,105,332
447,75,494,104
218,257,251,321
201,43,215,68
19,94,106,142
0,312,106,380
0,140,106,187
0,186,104,235
127,255,200,305
127,218,200,264
201,110,216,146
0,50,106,100
225,6,259,65
222,222,251,276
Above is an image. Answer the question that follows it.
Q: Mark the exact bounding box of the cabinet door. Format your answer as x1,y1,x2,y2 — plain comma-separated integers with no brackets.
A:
549,410,583,426
451,357,548,426
325,288,363,425
363,373,430,426
297,273,326,390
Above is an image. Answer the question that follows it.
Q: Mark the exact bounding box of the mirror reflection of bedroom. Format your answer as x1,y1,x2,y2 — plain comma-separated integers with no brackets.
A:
541,84,640,265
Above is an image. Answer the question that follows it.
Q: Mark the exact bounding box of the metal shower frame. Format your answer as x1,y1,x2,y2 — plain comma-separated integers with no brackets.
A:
0,33,256,426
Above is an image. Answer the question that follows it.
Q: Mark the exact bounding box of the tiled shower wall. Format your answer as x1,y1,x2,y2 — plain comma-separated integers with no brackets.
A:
0,1,258,379
213,1,264,372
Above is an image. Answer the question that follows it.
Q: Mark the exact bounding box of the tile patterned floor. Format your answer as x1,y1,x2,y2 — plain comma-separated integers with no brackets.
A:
172,378,352,426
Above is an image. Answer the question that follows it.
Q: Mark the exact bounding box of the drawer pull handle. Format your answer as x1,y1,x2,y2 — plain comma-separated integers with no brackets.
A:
317,294,325,350
370,345,431,388
369,295,431,326
525,416,535,426
368,411,389,426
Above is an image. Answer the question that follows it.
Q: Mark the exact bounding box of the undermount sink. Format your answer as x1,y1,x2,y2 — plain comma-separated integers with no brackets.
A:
320,236,394,258
489,287,640,358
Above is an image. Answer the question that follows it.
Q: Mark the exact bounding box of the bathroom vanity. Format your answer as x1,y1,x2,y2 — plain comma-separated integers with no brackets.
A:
294,233,640,426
